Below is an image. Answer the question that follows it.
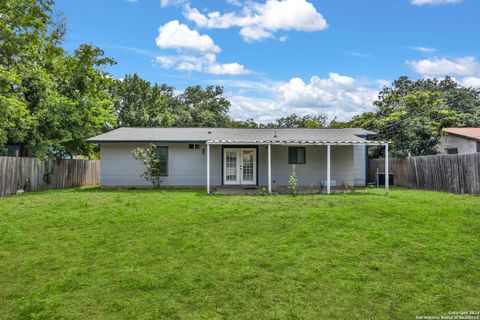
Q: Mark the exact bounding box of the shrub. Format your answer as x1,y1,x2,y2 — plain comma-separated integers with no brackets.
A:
132,145,164,188
288,165,298,196
257,186,268,196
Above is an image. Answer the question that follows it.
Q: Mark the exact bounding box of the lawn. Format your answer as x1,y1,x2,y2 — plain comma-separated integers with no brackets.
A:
0,188,479,319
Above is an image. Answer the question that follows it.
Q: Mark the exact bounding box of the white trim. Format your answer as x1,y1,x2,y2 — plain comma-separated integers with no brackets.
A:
327,144,331,194
223,148,257,185
206,144,210,194
268,144,272,194
207,140,385,146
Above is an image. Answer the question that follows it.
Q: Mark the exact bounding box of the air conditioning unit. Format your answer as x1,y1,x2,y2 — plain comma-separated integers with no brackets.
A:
321,180,336,187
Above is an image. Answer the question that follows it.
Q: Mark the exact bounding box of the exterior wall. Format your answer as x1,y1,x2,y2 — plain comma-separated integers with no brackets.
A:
353,145,367,186
262,145,355,188
438,135,478,155
100,143,222,187
100,143,362,188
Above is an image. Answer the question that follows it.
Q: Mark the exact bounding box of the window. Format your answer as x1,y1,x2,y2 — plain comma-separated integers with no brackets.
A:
188,144,200,150
288,147,306,164
446,148,458,155
154,147,168,176
477,142,480,153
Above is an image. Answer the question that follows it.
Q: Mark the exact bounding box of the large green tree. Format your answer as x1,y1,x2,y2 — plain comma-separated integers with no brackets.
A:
266,114,327,128
0,0,116,158
111,74,176,127
353,76,480,158
176,85,231,127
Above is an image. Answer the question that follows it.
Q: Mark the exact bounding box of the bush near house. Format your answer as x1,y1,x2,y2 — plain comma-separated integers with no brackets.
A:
0,188,479,319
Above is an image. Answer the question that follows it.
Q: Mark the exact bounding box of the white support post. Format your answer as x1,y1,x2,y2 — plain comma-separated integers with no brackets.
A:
385,143,389,193
327,144,331,194
206,144,211,194
267,144,272,194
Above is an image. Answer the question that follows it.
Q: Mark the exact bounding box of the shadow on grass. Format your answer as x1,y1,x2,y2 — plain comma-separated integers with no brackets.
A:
15,186,405,199
69,187,207,195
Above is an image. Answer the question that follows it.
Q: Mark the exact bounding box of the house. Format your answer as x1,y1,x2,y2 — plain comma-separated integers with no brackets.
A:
438,128,480,155
87,127,389,193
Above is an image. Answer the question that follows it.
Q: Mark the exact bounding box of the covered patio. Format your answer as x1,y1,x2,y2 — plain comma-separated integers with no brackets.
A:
205,139,389,195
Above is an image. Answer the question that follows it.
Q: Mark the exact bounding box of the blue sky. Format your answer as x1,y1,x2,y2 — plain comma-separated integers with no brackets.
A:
55,0,480,122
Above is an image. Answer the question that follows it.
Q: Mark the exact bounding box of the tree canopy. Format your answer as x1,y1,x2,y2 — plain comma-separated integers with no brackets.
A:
0,0,116,158
3,1,480,160
352,76,480,158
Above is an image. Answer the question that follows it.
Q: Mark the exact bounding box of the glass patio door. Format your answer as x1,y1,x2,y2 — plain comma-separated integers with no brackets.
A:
224,149,240,184
223,148,256,185
241,149,255,184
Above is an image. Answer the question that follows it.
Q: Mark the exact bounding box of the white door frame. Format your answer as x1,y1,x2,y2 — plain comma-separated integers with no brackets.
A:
223,147,257,185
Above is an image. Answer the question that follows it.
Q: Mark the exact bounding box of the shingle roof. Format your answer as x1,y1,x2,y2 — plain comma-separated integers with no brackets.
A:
88,127,382,144
443,128,480,141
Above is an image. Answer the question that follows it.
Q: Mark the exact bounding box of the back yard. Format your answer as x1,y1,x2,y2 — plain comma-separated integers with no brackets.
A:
0,188,479,319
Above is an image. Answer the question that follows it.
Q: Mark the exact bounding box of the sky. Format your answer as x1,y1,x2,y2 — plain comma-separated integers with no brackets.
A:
55,0,480,123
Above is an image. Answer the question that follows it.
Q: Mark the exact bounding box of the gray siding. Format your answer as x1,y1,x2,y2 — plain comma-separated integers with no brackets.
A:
100,143,222,187
353,145,367,186
438,135,478,155
100,143,362,188
263,145,355,188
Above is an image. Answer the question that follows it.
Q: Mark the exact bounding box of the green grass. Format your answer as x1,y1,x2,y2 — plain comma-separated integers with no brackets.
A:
0,188,479,319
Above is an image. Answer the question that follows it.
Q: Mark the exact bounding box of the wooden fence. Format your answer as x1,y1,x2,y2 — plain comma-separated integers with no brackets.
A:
0,156,100,197
369,153,480,194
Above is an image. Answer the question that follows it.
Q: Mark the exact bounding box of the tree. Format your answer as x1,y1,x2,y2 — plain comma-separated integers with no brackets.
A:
0,0,116,158
328,117,353,128
50,44,117,158
353,76,480,158
267,114,327,128
111,74,176,127
229,118,259,128
0,69,32,153
176,85,231,127
0,0,59,154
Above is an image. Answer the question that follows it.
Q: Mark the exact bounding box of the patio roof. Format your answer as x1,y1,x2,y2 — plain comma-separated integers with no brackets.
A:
206,139,386,145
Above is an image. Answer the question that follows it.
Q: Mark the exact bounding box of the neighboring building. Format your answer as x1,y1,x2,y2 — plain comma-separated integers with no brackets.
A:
439,128,480,155
88,127,387,193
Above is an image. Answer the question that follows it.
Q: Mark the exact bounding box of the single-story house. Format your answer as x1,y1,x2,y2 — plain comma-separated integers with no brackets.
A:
88,127,389,193
438,128,480,155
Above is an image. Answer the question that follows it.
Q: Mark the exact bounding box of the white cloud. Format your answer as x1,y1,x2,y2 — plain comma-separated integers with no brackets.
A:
410,0,462,5
226,0,242,6
155,20,250,75
407,57,480,77
183,0,328,42
462,77,480,89
207,62,250,75
155,53,251,75
408,56,480,89
160,0,186,7
156,56,176,68
225,73,379,122
412,46,436,53
155,20,220,53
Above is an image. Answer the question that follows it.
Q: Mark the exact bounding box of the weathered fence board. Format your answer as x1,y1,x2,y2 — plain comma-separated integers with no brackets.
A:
369,153,480,194
0,156,99,197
